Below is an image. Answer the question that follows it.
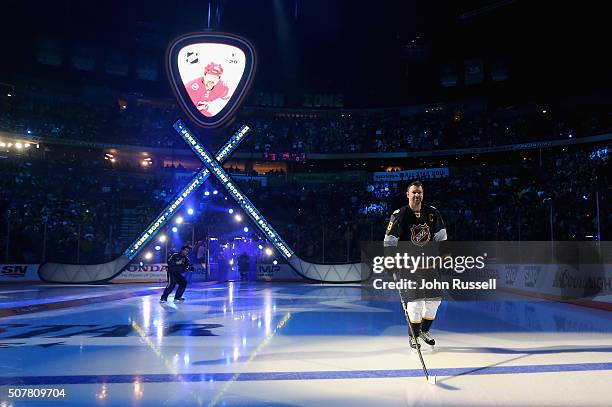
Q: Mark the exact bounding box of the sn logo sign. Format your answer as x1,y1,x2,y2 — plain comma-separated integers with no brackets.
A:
1,265,29,278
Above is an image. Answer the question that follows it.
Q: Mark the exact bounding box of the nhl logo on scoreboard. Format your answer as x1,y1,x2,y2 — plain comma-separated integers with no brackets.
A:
166,32,257,128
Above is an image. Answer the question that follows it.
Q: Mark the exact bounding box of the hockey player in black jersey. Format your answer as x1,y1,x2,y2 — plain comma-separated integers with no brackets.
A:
160,244,194,303
384,181,447,349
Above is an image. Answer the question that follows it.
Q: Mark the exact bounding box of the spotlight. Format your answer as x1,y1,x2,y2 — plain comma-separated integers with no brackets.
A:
273,260,278,265
176,216,184,224
258,245,263,250
0,142,5,147
228,209,234,214
172,227,178,233
139,261,144,267
204,191,210,196
26,130,32,135
158,235,167,243
15,143,23,149
6,93,12,97
243,227,249,233
229,259,234,265
187,208,194,215
144,252,153,260
234,214,242,222
24,143,30,148
265,248,273,256
213,190,218,195
155,245,161,251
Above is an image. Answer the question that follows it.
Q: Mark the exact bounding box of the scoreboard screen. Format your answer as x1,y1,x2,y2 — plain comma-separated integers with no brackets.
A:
178,43,246,118
167,33,256,128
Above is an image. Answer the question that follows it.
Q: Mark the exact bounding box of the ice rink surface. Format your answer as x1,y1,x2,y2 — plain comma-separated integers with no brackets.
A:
0,282,611,406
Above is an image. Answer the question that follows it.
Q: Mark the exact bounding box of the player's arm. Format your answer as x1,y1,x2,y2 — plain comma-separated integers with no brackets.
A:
432,208,447,242
384,208,404,247
167,253,181,267
432,208,451,277
383,209,404,279
184,255,194,271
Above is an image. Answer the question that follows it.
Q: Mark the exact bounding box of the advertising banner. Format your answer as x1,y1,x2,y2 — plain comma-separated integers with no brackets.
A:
0,264,40,282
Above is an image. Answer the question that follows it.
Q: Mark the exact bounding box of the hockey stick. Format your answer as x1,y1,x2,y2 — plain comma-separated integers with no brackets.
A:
38,125,252,283
174,119,370,283
394,273,435,383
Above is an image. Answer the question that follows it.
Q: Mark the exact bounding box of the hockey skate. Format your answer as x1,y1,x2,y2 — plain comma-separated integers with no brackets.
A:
419,331,435,347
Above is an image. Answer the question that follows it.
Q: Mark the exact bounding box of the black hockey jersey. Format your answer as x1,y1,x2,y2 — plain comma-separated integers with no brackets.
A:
167,252,193,273
384,204,447,247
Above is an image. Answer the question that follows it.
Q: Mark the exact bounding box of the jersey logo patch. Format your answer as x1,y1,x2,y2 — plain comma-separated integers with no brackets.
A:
411,223,431,247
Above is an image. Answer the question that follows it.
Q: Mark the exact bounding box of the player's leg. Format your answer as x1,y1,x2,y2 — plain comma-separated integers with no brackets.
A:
419,297,441,346
161,272,178,302
406,299,424,349
174,273,188,301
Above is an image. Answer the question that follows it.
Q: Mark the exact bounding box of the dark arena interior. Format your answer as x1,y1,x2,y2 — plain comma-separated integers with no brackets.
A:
0,1,611,406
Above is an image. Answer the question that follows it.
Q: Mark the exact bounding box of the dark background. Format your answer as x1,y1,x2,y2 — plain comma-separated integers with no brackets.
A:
0,0,610,107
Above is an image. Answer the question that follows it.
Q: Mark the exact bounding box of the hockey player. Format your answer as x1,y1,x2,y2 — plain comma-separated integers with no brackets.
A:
160,245,194,303
185,62,230,117
384,180,447,349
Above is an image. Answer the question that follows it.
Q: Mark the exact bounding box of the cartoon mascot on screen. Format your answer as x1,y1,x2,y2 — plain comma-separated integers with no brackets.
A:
185,62,230,117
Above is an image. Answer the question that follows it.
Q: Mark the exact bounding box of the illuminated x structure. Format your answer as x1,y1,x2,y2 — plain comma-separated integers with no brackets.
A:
38,125,251,283
174,119,367,283
39,121,367,283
